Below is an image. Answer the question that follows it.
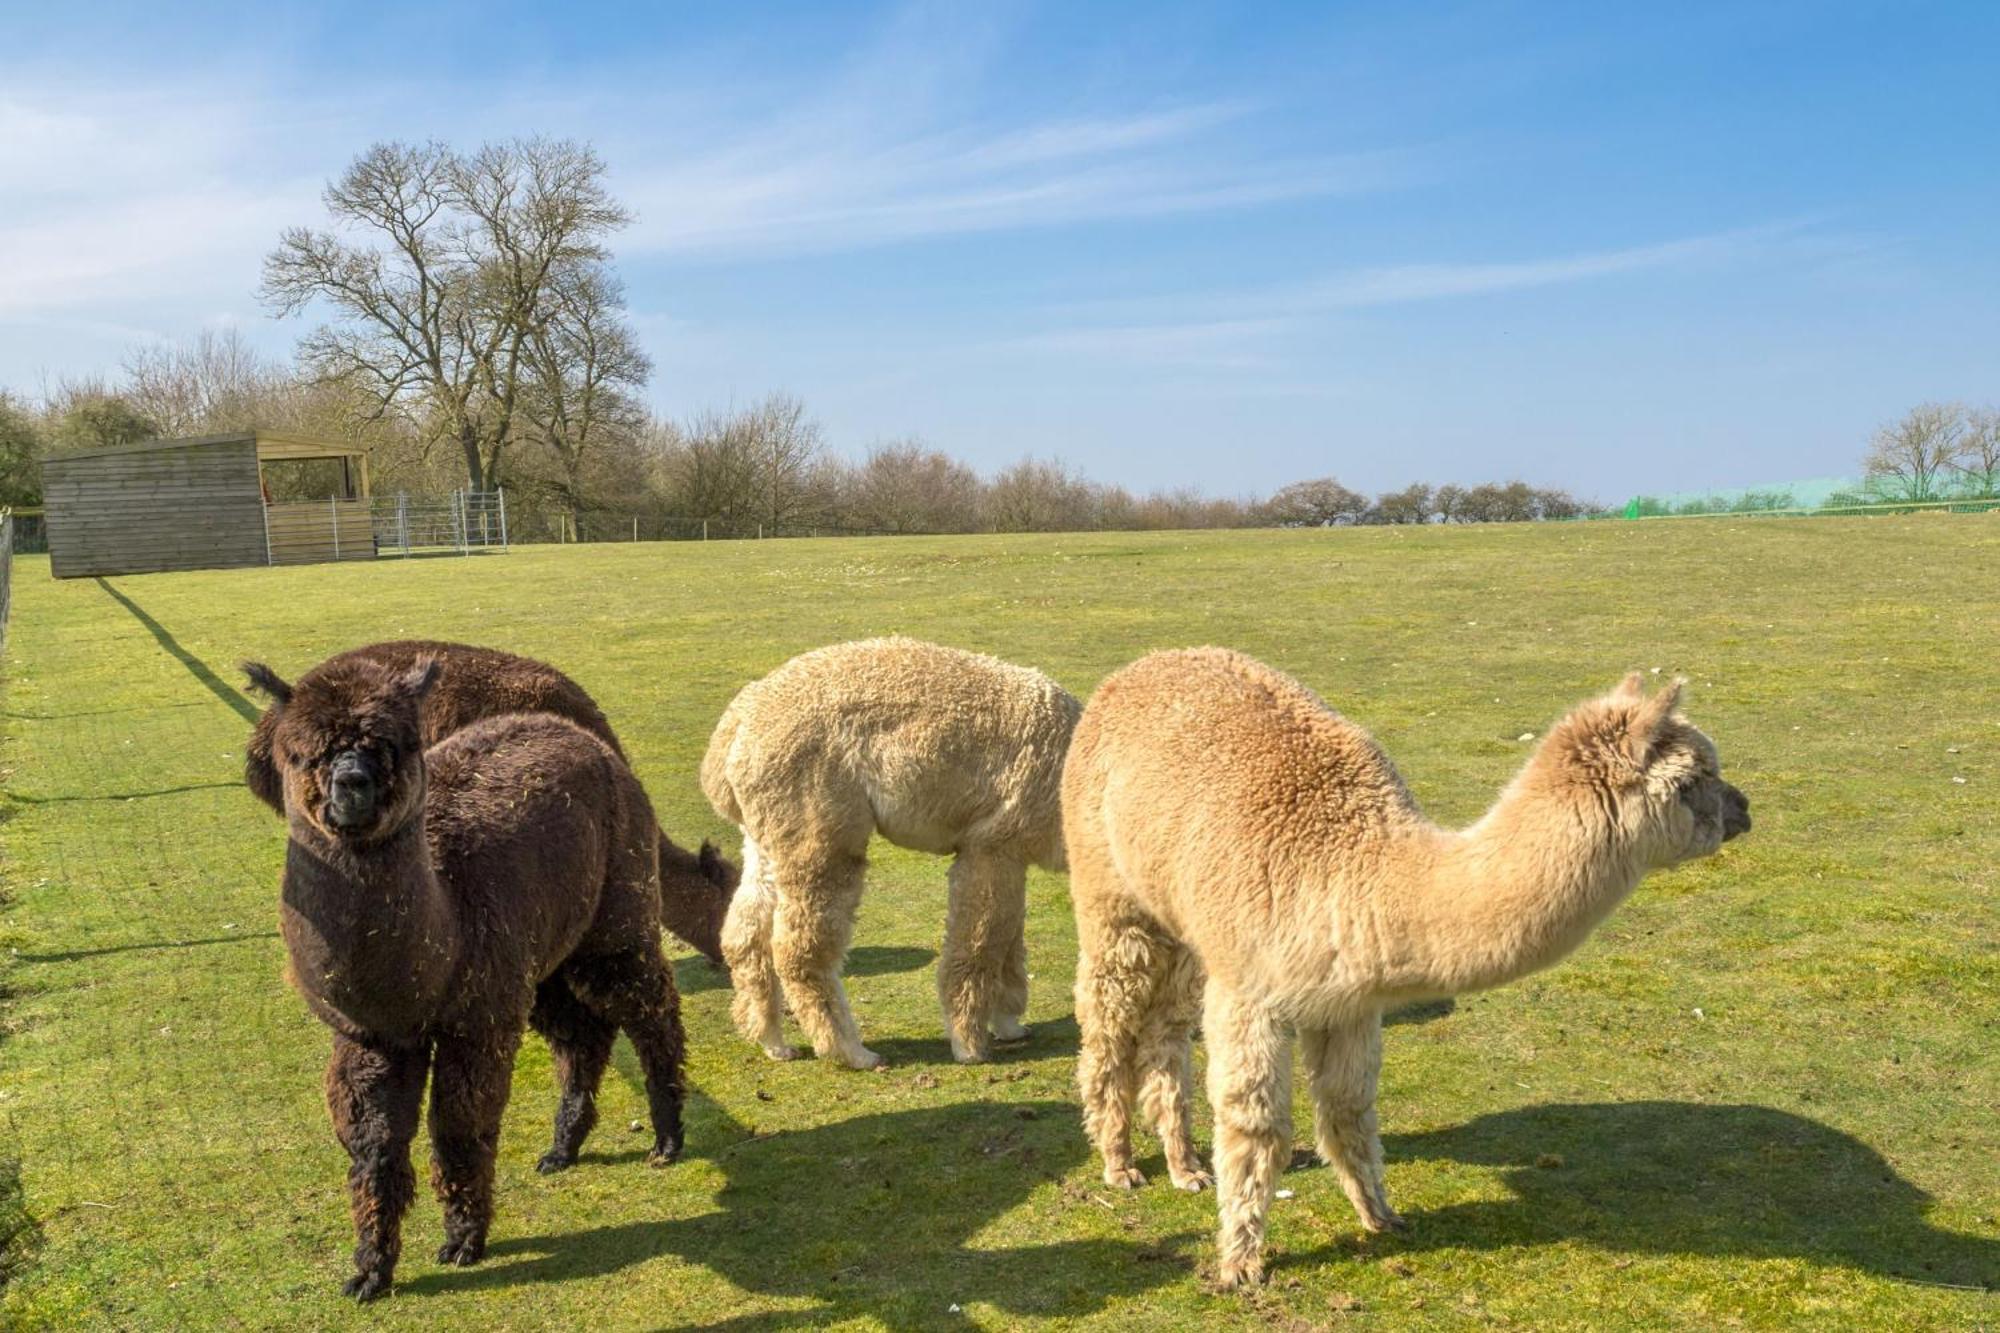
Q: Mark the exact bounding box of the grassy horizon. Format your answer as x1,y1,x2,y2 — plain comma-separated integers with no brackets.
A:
1,519,1995,1329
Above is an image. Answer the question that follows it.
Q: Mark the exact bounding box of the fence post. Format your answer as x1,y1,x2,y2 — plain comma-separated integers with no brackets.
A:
632,516,638,542
497,487,509,550
398,493,410,556
330,496,340,559
702,518,707,541
757,522,763,540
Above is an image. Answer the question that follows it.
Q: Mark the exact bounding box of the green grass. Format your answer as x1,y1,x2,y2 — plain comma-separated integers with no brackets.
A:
0,519,1995,1330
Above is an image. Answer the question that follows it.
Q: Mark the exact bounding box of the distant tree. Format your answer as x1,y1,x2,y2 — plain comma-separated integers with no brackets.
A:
1373,482,1434,525
1260,476,1368,527
743,393,825,530
848,439,982,533
985,457,1098,532
1533,487,1589,520
1955,406,2000,498
123,328,285,436
48,393,161,452
1440,478,1472,520
264,138,631,492
0,391,44,506
1863,402,1967,501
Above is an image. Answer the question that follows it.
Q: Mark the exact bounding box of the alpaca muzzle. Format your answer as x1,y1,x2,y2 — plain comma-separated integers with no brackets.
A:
1721,784,1751,841
326,751,379,829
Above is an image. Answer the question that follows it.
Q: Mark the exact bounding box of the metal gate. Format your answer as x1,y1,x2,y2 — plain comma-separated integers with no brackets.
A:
372,490,509,557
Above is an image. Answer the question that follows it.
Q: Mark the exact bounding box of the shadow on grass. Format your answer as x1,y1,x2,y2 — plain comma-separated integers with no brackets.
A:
401,1100,1196,1325
4,781,243,805
1289,1101,2000,1291
676,946,937,998
17,931,279,964
94,578,260,723
1385,997,1456,1026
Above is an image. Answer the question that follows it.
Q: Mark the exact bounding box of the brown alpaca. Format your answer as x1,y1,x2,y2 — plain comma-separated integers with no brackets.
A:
1063,649,1750,1288
244,640,740,966
245,654,686,1301
701,637,1080,1068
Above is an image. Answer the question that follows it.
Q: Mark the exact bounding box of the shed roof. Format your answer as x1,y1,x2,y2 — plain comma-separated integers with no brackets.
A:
44,430,370,465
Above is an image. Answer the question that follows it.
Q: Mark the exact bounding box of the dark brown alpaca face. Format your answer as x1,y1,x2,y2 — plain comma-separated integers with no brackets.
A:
244,657,440,843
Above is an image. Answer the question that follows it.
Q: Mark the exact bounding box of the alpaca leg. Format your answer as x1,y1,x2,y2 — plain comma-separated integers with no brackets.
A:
939,849,1029,1063
991,920,1030,1044
721,836,795,1061
325,1036,427,1301
1136,943,1209,1191
567,949,688,1166
769,849,879,1069
1074,918,1167,1188
427,1026,522,1267
1205,985,1293,1290
528,977,616,1174
1300,1012,1403,1232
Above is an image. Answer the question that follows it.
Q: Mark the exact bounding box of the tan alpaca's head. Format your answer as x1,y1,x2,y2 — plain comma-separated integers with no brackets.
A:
243,656,441,843
1543,673,1751,869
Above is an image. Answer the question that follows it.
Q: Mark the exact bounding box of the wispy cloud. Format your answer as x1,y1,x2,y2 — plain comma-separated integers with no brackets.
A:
1004,225,1811,371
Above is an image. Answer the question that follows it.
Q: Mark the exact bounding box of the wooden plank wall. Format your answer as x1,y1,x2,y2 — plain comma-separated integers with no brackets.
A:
43,441,269,578
266,501,376,566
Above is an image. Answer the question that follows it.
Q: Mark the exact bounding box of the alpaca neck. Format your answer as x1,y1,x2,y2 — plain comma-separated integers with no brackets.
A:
1375,766,1644,998
281,810,461,1034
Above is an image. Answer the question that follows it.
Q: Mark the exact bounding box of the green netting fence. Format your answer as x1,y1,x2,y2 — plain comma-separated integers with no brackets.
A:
1620,475,2000,519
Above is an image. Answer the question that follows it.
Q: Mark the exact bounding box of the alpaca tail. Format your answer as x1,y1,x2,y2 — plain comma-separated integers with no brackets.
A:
699,701,745,825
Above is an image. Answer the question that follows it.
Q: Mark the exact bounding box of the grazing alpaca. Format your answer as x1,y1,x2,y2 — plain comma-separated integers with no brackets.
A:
246,654,686,1301
1064,649,1751,1288
701,637,1080,1068
245,640,740,966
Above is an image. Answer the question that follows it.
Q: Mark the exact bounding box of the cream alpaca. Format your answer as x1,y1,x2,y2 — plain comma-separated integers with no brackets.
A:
702,637,1080,1068
1063,649,1750,1288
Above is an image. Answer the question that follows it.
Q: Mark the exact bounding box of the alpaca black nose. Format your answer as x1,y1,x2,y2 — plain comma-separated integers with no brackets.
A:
1721,785,1751,841
327,752,378,828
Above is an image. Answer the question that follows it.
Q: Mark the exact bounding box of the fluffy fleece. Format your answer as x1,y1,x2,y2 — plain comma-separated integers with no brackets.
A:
1062,648,1750,1288
701,636,1080,1068
247,654,685,1301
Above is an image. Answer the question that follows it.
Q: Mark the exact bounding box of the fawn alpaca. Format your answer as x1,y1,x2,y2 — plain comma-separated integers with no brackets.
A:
1064,649,1750,1288
702,637,1079,1068
247,654,685,1301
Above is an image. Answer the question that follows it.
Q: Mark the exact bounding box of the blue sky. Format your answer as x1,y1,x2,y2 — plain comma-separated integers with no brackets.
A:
3,1,1996,501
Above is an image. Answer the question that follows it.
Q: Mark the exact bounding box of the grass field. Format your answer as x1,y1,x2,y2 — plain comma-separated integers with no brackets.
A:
0,519,1995,1330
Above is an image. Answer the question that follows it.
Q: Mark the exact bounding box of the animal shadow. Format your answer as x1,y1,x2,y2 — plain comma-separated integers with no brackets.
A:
1355,1101,1997,1290
404,1099,1197,1325
674,945,934,997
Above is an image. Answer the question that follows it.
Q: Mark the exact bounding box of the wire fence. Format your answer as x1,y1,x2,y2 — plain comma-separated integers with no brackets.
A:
1620,474,2000,521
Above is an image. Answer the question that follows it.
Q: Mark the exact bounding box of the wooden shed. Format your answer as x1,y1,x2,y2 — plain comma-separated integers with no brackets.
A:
41,431,375,578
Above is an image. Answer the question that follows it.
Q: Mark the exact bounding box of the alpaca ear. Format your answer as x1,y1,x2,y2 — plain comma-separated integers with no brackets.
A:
1625,678,1684,763
400,657,442,701
242,661,293,706
1610,671,1646,703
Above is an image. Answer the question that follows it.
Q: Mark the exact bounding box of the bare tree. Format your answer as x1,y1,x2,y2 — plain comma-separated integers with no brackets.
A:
123,329,284,436
985,457,1099,532
1373,482,1434,524
1955,406,2000,498
262,138,630,492
1259,476,1368,527
1864,402,1967,501
849,438,982,532
521,263,651,531
744,393,825,530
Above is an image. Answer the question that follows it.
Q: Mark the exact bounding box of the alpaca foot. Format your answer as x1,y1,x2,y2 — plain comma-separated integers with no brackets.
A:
341,1269,391,1302
436,1235,486,1267
647,1134,683,1168
536,1149,576,1175
1358,1201,1408,1233
1103,1163,1147,1189
1213,1254,1265,1290
1169,1166,1214,1193
991,1016,1031,1044
837,1046,887,1071
949,1034,992,1065
760,1040,806,1062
